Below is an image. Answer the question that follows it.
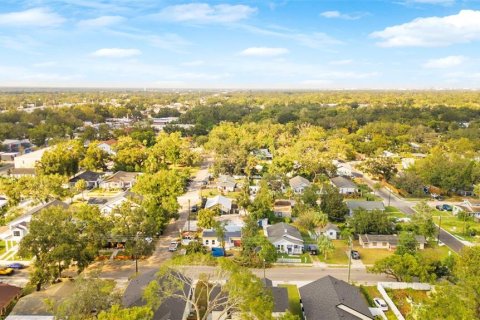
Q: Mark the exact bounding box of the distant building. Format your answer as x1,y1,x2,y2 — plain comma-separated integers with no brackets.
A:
1,139,31,153
273,199,295,218
217,175,237,192
68,171,105,189
346,201,385,215
0,283,22,316
315,223,340,240
204,195,234,215
202,229,242,249
265,223,304,255
97,139,117,155
12,147,50,176
99,171,140,190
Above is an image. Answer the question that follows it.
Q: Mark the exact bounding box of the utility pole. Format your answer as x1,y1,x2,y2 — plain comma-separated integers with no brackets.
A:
388,188,391,207
263,258,266,281
347,236,353,284
437,215,442,245
188,199,191,232
134,233,139,275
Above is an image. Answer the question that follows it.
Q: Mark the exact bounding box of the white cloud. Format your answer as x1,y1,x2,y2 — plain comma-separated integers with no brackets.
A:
91,48,141,58
108,30,190,53
371,10,480,47
181,60,205,67
77,15,125,28
239,47,289,57
330,59,353,65
0,8,65,27
423,55,465,68
320,10,366,20
157,3,256,23
405,0,455,5
33,61,57,68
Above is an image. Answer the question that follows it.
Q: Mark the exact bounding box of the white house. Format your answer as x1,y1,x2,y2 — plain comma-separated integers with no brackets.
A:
314,223,340,240
0,200,68,253
201,229,242,249
204,195,234,214
289,176,311,194
346,200,385,215
265,223,304,255
217,175,236,192
97,140,117,155
100,171,140,190
97,191,142,215
332,160,353,177
453,199,480,220
330,176,359,195
359,234,426,250
12,147,50,175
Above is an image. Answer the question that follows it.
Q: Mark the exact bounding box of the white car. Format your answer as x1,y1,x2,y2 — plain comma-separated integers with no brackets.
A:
373,298,388,311
168,241,179,252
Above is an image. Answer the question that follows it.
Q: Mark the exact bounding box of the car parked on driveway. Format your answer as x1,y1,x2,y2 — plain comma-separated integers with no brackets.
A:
168,241,179,252
351,250,360,260
0,267,14,276
435,204,453,211
373,297,389,311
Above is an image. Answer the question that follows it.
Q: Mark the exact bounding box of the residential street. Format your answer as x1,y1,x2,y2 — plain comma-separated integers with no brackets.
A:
351,162,466,253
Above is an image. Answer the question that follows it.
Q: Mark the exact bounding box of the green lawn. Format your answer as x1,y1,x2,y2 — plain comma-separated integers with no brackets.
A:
420,244,455,261
353,241,394,265
279,284,303,319
319,240,350,265
433,213,480,244
385,206,408,218
0,240,5,255
277,253,312,263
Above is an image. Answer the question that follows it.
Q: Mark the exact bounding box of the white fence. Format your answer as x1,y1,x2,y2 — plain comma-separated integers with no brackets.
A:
277,258,302,264
377,282,432,320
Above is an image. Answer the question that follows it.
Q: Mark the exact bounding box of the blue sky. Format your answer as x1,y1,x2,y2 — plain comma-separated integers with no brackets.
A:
1,0,480,89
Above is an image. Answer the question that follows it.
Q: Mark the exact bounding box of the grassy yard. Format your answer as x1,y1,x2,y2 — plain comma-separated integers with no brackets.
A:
277,253,312,263
87,189,122,197
278,284,303,320
433,212,480,244
420,244,455,261
385,206,408,218
353,241,394,265
319,240,349,265
0,240,5,255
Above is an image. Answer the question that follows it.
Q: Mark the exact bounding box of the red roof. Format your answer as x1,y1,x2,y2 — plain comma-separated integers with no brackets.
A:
0,283,22,312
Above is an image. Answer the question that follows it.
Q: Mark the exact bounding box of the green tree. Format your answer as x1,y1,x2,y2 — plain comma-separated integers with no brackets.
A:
317,235,335,260
98,305,154,320
350,209,392,235
185,241,207,255
48,276,119,320
248,180,273,220
395,232,418,256
294,206,327,232
113,136,147,172
80,141,110,171
361,157,397,181
411,201,438,239
37,140,84,176
197,208,218,229
320,185,349,222
368,253,435,282
75,179,88,200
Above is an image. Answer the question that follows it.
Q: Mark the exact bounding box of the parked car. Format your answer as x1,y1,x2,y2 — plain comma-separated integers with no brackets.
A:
436,204,453,211
191,204,198,213
0,267,14,276
7,263,25,269
168,241,179,252
373,297,389,311
351,250,360,260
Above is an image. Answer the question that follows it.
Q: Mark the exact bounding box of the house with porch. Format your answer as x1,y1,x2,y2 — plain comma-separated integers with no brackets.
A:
99,171,140,190
204,195,235,214
289,176,311,194
68,170,105,189
265,222,304,255
314,223,340,240
346,200,385,215
0,200,68,257
330,176,359,195
202,229,242,249
359,234,426,250
453,199,480,220
217,175,237,193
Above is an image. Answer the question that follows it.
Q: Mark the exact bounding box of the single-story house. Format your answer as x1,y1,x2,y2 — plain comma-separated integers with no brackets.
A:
99,171,139,190
315,223,340,240
253,148,273,161
8,168,36,177
330,176,359,195
204,195,234,214
217,175,237,192
2,139,31,153
333,160,353,177
289,176,311,194
299,276,373,320
346,201,385,215
265,222,304,255
97,191,142,215
453,199,480,220
0,284,22,316
0,152,19,162
263,279,290,318
273,199,295,218
13,147,49,170
202,229,242,249
359,234,426,250
122,270,192,320
6,280,74,320
68,170,105,189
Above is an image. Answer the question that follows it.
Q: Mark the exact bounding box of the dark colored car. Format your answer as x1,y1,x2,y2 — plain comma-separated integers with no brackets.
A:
436,204,453,211
351,250,360,260
7,263,25,269
191,205,198,213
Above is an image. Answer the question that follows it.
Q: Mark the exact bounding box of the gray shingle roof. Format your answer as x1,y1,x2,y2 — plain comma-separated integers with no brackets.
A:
122,269,191,320
360,234,426,245
289,176,311,190
346,201,385,212
271,287,290,313
266,223,304,245
317,222,340,233
299,276,372,320
69,170,104,183
330,176,358,189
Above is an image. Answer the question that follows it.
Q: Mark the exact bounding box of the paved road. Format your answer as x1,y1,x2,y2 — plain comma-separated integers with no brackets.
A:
351,163,465,253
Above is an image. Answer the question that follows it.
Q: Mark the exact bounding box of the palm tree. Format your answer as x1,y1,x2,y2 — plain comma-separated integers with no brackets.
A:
317,235,335,261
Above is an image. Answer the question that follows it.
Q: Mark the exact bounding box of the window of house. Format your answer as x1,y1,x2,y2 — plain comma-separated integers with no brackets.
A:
13,230,20,237
205,240,209,245
212,240,216,245
372,241,377,246
382,242,388,246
